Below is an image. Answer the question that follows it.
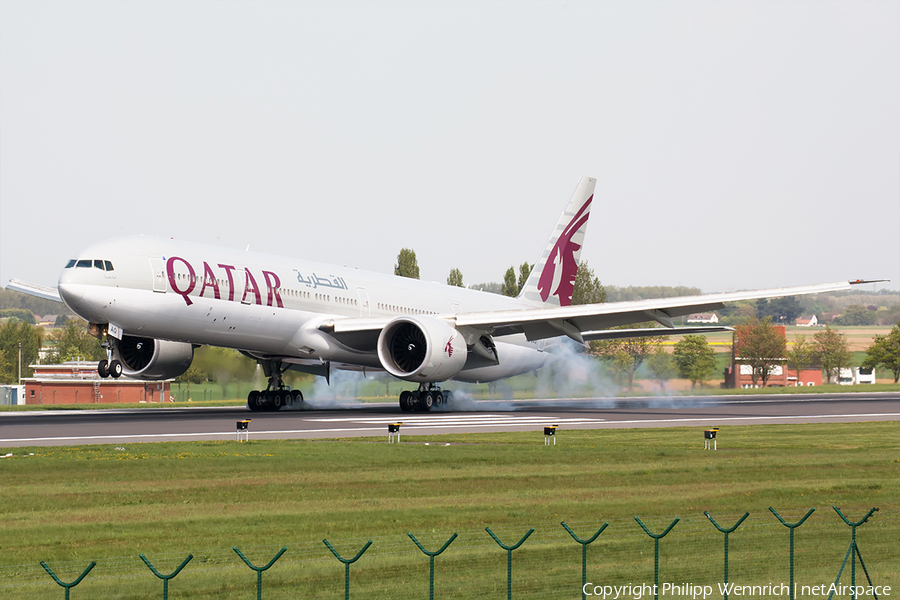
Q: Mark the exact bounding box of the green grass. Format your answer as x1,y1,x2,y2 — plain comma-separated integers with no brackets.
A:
1,423,898,598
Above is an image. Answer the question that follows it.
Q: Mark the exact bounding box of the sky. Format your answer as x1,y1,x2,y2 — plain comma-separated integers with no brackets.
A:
1,0,898,294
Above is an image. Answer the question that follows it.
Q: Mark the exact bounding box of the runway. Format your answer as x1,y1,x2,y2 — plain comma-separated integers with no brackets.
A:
1,392,898,447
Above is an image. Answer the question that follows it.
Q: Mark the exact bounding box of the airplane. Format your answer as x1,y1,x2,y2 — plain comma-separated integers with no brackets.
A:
8,176,866,412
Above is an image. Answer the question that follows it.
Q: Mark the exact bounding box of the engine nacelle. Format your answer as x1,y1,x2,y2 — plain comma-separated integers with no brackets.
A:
117,335,194,380
377,316,467,383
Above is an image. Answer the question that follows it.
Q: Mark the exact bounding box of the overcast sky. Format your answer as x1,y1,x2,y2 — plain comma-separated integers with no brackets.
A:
2,0,898,294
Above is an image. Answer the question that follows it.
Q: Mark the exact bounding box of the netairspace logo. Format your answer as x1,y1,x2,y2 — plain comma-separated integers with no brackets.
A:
582,583,892,599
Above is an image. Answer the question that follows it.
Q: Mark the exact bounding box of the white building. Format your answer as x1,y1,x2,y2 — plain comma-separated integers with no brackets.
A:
686,313,718,324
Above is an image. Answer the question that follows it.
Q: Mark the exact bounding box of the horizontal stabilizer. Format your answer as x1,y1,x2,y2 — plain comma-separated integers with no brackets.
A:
6,279,61,303
582,326,734,341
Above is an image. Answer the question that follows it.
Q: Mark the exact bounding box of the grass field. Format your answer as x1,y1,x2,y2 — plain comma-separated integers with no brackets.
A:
1,422,897,599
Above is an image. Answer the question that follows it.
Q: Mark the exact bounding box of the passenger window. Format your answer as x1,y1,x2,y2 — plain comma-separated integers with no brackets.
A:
66,260,76,268
105,261,114,271
76,259,91,268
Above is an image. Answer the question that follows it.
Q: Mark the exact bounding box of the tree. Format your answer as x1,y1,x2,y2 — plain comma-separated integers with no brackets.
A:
647,347,676,391
517,262,532,294
500,262,534,297
0,319,43,383
733,318,786,387
0,309,36,324
837,304,877,326
447,268,464,287
592,323,668,391
46,319,105,363
571,260,607,305
812,324,852,384
862,323,900,383
394,248,420,279
501,266,518,297
673,334,718,388
786,334,815,383
769,296,803,324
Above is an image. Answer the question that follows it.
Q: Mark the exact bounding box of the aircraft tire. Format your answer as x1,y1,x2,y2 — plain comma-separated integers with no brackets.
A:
290,390,304,406
271,391,284,410
399,391,412,412
434,392,444,407
97,360,109,378
443,391,453,408
421,392,433,412
109,360,123,378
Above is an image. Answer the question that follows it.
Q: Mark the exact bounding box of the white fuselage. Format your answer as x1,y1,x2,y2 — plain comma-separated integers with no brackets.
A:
57,235,551,383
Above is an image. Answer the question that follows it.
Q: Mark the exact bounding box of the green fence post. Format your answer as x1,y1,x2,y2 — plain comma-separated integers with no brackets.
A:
408,532,458,600
769,506,815,600
704,512,749,600
828,507,880,600
323,539,373,600
139,553,193,600
40,561,96,600
485,527,534,600
233,546,287,600
561,521,609,600
634,517,679,600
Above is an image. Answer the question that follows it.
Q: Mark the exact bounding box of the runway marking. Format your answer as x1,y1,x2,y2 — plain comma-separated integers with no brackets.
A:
308,414,607,426
1,413,897,445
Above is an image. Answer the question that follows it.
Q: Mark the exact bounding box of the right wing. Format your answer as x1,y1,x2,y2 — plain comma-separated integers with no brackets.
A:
327,280,857,346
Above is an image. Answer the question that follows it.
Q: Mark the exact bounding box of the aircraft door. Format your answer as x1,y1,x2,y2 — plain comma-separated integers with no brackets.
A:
357,288,370,317
149,258,166,293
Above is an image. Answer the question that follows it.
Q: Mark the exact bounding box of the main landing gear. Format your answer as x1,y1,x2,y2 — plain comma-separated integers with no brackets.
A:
247,359,304,412
399,384,453,412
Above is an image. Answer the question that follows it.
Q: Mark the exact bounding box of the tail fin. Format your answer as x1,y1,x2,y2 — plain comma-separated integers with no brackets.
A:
517,176,595,307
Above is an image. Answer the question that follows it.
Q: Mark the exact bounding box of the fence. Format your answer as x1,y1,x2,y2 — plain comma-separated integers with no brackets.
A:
2,507,895,600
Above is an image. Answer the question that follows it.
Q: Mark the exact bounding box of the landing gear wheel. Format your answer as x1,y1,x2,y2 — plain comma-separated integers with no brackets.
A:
271,391,284,410
399,391,412,412
109,360,123,378
289,390,303,407
443,391,453,408
421,392,434,411
434,392,444,408
97,360,109,378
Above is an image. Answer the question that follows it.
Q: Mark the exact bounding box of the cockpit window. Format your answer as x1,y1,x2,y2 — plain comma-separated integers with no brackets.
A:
94,260,105,270
76,259,92,268
104,260,114,271
66,259,77,268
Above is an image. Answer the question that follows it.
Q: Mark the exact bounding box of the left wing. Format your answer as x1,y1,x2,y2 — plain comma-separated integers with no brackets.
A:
7,279,62,302
328,280,857,345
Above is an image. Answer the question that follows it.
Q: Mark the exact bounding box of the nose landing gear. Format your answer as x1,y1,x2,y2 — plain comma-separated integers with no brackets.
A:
97,339,123,379
399,384,453,412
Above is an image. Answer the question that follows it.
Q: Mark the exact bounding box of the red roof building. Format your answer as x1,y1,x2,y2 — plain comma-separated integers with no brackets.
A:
23,361,171,405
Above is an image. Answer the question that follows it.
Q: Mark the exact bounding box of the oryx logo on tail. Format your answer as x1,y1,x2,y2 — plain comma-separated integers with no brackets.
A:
517,176,596,308
536,197,591,305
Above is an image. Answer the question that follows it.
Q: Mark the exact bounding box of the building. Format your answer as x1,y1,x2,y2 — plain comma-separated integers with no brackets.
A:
686,313,719,324
22,361,172,405
796,315,818,327
723,363,822,388
723,324,822,388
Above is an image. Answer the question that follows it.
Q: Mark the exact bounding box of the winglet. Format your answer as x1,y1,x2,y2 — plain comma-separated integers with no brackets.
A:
517,176,596,308
848,279,889,285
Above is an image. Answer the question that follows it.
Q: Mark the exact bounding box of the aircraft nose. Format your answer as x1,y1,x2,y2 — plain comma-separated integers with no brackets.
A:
58,282,85,306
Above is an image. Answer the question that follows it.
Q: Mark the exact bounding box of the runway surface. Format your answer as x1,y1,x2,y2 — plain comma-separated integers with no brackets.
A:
1,392,898,447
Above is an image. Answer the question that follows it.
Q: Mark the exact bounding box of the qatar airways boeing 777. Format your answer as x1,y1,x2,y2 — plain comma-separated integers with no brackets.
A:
9,177,865,411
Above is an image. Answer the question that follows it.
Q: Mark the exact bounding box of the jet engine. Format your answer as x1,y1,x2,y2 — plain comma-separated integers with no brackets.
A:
376,316,467,383
117,335,194,380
